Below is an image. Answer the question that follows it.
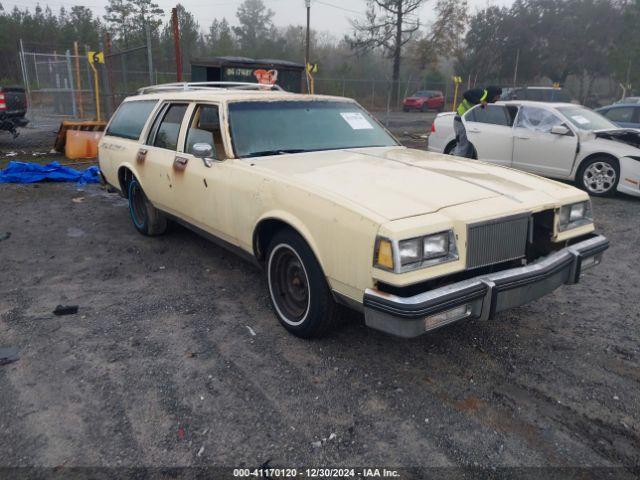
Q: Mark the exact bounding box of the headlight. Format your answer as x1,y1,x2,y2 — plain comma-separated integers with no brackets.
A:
558,201,592,232
374,230,458,272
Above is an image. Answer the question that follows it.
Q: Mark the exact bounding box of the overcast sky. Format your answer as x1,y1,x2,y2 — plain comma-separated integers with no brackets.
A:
5,0,514,36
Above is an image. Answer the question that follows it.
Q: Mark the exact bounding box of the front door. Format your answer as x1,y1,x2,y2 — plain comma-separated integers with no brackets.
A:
169,103,233,240
512,106,578,178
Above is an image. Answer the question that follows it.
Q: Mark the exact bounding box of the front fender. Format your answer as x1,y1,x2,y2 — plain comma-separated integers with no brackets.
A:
253,210,326,271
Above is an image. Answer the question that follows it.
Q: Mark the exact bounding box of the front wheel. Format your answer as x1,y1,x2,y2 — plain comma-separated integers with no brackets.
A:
266,230,338,338
577,157,619,196
127,177,167,236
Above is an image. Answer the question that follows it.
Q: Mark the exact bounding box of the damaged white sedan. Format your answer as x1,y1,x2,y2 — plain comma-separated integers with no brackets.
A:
429,100,640,197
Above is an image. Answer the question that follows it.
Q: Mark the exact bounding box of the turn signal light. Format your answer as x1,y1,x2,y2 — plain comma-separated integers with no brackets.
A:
375,238,394,270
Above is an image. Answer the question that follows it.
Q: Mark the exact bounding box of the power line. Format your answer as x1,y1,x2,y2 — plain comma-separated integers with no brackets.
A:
315,0,365,16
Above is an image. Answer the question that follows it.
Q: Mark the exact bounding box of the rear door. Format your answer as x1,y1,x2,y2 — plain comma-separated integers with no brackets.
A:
140,102,190,211
512,105,578,178
463,105,514,166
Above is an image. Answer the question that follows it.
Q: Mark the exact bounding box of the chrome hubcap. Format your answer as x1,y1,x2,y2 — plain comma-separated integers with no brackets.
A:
583,162,616,194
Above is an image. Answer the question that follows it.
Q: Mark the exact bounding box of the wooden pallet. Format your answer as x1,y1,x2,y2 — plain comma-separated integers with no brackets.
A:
54,121,107,153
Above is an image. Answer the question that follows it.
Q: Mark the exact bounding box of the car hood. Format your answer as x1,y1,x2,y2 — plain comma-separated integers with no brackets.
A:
250,146,581,221
592,128,640,149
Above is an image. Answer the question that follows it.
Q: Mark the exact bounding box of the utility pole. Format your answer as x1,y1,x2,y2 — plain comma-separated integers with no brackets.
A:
512,49,520,88
145,22,153,85
172,7,183,82
305,0,311,93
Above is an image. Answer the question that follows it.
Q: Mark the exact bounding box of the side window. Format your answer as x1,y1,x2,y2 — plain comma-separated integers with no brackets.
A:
515,106,564,133
185,104,225,158
105,100,157,140
603,107,635,123
149,103,188,151
466,105,510,126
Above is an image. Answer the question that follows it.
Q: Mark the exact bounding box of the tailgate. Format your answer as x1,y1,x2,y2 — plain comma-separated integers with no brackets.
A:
1,86,27,113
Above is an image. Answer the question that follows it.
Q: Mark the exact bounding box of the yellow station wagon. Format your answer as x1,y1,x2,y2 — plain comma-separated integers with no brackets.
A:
98,82,609,338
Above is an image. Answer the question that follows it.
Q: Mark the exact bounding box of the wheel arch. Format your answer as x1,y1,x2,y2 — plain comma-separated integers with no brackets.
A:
252,213,325,272
117,163,141,198
444,139,457,154
574,152,620,180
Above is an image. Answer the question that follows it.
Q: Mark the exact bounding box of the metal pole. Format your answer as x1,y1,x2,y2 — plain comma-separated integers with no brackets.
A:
145,23,154,85
513,49,520,87
305,0,311,93
65,50,77,117
370,81,375,110
103,32,116,110
171,8,183,82
73,42,84,118
18,40,32,114
90,61,101,122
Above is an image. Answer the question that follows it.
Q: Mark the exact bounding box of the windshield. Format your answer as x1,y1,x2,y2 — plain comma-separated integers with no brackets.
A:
557,106,618,131
228,100,398,158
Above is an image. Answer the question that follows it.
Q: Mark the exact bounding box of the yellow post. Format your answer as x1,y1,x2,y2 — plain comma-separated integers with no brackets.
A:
73,42,84,118
89,61,101,121
306,63,318,95
87,51,104,121
451,76,462,112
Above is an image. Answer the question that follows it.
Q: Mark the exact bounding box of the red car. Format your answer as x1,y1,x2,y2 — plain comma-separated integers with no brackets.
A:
402,90,445,112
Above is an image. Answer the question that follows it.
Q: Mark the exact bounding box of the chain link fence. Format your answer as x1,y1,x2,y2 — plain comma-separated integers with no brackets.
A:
314,78,451,112
19,42,100,119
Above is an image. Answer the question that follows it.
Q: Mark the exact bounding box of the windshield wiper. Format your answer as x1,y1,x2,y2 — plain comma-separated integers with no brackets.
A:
246,149,307,158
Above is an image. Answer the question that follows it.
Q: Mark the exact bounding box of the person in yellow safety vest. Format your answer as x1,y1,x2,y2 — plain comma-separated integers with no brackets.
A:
452,85,503,158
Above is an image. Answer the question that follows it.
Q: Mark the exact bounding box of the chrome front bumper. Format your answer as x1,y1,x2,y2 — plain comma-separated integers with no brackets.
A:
363,234,609,338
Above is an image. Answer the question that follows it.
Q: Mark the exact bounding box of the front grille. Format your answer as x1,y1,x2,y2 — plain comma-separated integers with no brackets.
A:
466,214,530,269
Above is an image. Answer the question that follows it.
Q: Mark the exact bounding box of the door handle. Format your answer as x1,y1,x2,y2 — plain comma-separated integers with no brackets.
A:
515,136,530,140
136,148,147,164
173,156,188,172
467,128,481,133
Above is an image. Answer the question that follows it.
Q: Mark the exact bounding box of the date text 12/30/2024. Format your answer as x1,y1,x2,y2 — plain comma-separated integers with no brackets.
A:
233,468,401,478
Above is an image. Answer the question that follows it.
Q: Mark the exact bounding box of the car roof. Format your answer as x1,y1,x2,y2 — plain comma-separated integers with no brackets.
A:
603,103,640,107
496,100,578,108
123,88,353,104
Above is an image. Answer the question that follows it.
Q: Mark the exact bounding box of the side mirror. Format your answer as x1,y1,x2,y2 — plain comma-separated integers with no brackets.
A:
192,143,215,167
550,125,570,135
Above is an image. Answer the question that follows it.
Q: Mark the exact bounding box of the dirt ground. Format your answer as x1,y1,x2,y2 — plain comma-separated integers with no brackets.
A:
0,113,638,478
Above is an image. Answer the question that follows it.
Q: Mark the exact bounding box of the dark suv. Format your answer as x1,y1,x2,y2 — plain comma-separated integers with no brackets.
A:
0,86,28,138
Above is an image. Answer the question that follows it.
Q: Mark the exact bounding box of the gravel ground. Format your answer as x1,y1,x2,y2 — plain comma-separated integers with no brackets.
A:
0,114,638,478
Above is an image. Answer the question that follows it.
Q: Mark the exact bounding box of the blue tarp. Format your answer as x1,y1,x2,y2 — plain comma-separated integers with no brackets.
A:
0,161,100,185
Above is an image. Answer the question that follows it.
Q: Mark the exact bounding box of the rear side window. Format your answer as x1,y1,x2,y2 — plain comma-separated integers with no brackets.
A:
106,100,157,140
603,107,635,123
466,105,511,126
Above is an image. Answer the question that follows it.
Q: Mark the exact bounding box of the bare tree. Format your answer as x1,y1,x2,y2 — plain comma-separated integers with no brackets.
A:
350,0,424,102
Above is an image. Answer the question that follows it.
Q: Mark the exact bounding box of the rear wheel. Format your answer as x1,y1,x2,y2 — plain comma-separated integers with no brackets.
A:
577,156,619,196
266,229,338,338
127,177,167,236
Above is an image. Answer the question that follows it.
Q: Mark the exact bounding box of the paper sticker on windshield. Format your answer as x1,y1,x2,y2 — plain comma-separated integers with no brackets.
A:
572,115,590,125
340,112,374,130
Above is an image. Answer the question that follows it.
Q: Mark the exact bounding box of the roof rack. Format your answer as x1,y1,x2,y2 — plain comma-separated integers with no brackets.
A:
137,81,285,95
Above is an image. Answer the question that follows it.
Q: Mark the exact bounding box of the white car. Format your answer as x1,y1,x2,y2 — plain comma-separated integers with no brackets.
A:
428,101,640,197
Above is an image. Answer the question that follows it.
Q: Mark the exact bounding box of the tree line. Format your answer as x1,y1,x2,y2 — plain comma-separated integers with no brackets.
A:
0,0,638,102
